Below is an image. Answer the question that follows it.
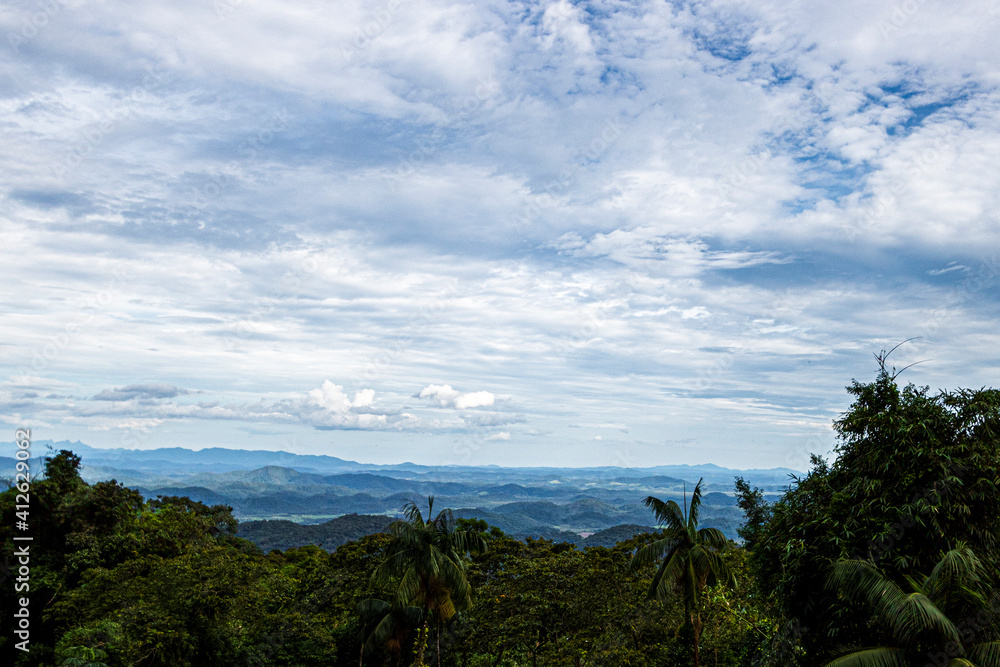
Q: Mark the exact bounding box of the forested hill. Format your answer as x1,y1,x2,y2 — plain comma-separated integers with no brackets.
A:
237,514,660,552
238,514,395,552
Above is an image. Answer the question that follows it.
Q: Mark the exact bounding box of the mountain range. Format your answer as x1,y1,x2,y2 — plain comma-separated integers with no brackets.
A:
2,440,802,549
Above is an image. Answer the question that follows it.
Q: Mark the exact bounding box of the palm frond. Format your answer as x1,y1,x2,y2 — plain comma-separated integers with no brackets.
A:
689,545,735,589
357,598,391,619
924,545,982,611
828,559,908,621
649,543,688,602
451,529,488,556
630,536,677,571
395,567,423,608
373,548,417,583
687,478,704,529
388,519,423,542
403,499,426,525
968,641,1000,666
696,527,729,550
436,555,472,605
828,559,962,648
362,609,400,653
823,646,908,667
357,599,424,654
643,495,685,531
433,506,454,531
892,592,961,648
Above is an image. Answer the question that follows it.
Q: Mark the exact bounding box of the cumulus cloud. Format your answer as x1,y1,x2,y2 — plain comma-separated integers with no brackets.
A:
417,384,495,409
307,381,375,412
293,381,406,430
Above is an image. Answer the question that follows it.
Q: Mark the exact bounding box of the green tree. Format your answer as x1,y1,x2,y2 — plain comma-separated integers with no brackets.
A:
824,546,1000,666
60,646,109,667
733,476,771,552
630,479,735,667
356,599,423,666
751,363,1000,664
369,496,487,666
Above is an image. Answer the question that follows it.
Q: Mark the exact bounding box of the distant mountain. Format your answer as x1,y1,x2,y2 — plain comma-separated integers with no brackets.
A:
702,491,739,506
238,513,394,552
581,524,657,548
5,440,803,482
3,439,799,542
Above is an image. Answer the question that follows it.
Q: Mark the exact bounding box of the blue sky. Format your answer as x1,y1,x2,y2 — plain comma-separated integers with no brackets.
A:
2,0,998,469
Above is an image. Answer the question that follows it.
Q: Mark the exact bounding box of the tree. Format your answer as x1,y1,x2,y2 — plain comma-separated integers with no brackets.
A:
733,476,771,552
368,496,487,666
824,545,1000,666
43,449,84,488
750,363,1000,664
630,479,735,667
60,646,109,667
356,599,424,666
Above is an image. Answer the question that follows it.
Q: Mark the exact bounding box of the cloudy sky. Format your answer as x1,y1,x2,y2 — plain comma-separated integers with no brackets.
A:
2,0,998,469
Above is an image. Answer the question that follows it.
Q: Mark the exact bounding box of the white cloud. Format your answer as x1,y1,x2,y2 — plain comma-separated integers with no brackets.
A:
418,384,495,409
307,381,375,412
1,0,998,467
553,229,790,276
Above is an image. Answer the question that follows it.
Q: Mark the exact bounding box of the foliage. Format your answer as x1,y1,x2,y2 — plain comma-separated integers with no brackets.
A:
365,496,488,666
824,545,1000,666
630,478,736,667
733,476,771,552
749,366,1000,664
60,645,109,667
237,513,393,552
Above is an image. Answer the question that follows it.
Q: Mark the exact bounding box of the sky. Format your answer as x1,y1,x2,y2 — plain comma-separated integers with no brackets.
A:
2,0,999,470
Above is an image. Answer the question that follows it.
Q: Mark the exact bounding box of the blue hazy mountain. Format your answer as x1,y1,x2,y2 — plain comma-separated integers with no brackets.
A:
3,440,797,548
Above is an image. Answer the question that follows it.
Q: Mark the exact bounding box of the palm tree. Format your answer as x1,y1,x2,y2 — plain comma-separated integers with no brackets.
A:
370,496,487,667
356,599,424,666
629,478,734,667
824,545,1000,666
